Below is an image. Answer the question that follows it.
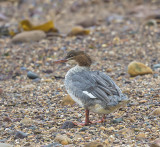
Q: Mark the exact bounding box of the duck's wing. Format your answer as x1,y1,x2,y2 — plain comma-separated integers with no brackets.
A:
65,71,127,105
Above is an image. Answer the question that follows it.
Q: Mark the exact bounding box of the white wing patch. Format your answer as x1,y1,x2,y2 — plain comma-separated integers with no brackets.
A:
83,91,96,98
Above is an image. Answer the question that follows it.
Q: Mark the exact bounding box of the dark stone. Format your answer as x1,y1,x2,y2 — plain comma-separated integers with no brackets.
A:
42,70,53,74
61,121,76,129
79,127,88,132
27,71,39,79
15,131,28,139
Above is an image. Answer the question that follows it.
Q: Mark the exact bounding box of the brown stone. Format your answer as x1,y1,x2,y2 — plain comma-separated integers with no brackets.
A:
150,138,160,147
84,141,104,147
128,61,153,76
150,108,160,116
68,26,90,36
54,134,72,145
61,95,75,106
136,133,146,140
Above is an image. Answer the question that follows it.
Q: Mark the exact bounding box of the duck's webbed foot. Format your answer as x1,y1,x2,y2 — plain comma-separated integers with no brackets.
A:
73,111,106,126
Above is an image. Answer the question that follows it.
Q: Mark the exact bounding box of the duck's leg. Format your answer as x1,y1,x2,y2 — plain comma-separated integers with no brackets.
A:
73,109,91,126
73,111,106,126
84,109,91,125
100,114,106,123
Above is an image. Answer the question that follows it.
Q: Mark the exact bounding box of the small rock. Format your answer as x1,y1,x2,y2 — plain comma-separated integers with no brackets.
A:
104,139,109,146
32,78,41,82
41,142,62,147
0,143,13,147
136,133,146,140
61,95,75,106
68,26,90,36
20,67,27,70
100,126,106,131
3,117,12,122
23,84,36,91
106,14,124,24
145,19,157,26
27,71,39,79
106,127,115,131
54,134,72,145
153,74,159,78
15,131,28,139
150,108,160,116
77,18,98,28
79,127,88,132
113,117,123,123
153,64,160,69
61,121,76,129
128,61,153,76
12,30,46,43
139,100,147,104
150,138,160,147
20,117,34,125
84,141,104,147
74,134,83,141
0,88,3,94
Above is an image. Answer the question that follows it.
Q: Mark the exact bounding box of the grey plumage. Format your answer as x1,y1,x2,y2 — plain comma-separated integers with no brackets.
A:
65,65,128,114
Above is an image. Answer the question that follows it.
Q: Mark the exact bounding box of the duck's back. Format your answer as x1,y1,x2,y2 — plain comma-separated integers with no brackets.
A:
65,66,128,113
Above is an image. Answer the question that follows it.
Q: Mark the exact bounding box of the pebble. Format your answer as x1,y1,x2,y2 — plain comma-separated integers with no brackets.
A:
41,142,62,147
68,26,90,36
61,121,76,129
12,30,46,43
74,134,83,141
150,138,160,147
139,100,147,104
153,64,160,69
77,18,97,28
128,61,153,76
79,127,88,132
54,134,72,145
100,126,106,131
15,131,28,139
32,78,41,82
20,117,34,125
3,117,12,122
0,88,3,94
150,108,160,116
27,71,39,79
61,95,75,106
84,141,104,147
136,133,146,140
20,67,27,70
106,127,115,131
104,139,109,145
153,74,159,78
113,117,123,123
0,143,13,147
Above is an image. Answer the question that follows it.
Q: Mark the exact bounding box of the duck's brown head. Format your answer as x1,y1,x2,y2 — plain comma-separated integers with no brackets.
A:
55,50,92,67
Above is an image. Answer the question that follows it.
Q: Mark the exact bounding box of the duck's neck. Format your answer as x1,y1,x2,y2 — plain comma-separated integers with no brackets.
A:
73,65,90,72
75,54,92,67
66,65,89,77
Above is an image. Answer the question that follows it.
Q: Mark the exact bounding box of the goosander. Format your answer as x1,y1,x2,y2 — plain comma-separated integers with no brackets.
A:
55,50,129,126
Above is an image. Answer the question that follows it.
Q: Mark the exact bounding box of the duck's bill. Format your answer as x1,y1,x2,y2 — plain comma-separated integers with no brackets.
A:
53,59,68,63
